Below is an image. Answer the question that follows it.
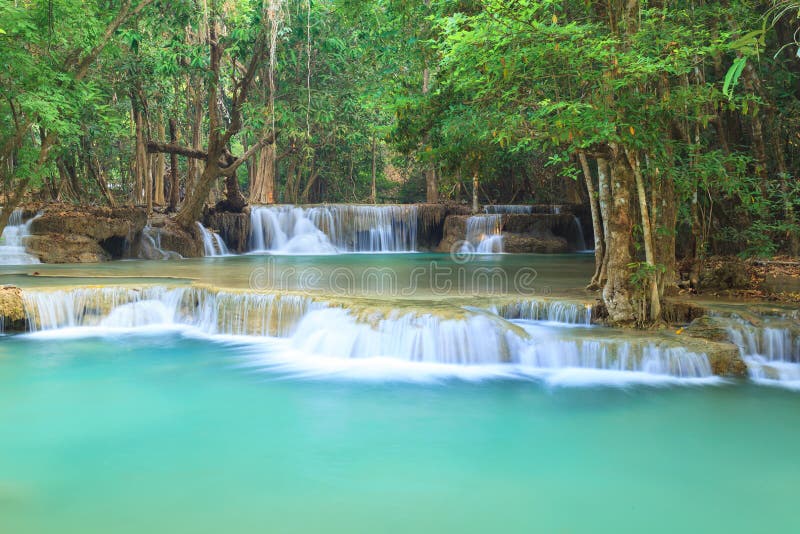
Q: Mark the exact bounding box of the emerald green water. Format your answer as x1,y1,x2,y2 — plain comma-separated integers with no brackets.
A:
1,333,799,533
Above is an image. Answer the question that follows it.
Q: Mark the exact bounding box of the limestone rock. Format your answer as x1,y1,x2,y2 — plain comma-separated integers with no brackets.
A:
152,220,203,258
203,210,250,253
23,204,147,263
0,286,27,333
24,234,109,263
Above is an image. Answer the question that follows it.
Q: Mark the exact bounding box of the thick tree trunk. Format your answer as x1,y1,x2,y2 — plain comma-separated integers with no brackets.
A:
602,148,636,326
249,142,276,204
626,148,660,322
426,168,438,204
222,172,247,212
579,151,605,290
654,172,677,293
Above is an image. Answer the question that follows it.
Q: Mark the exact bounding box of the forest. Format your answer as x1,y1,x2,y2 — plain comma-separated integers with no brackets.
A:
1,0,800,326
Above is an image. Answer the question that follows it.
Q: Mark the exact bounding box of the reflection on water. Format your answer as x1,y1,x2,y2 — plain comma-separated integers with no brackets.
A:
0,253,595,298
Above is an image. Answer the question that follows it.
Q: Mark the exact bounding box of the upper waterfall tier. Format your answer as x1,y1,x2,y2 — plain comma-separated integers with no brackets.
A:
249,205,418,253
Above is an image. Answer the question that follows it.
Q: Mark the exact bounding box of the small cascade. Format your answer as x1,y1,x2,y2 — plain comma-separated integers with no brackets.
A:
570,215,589,251
249,205,418,253
484,205,533,214
717,316,800,386
518,334,713,378
138,226,182,260
22,287,319,337
487,299,593,325
460,214,504,254
196,223,229,256
290,308,525,364
0,209,40,265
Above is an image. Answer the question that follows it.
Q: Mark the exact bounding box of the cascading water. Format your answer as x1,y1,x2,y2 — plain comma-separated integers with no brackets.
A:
716,315,800,387
0,209,40,264
460,214,503,254
22,286,319,337
196,223,229,256
18,286,715,381
248,205,418,253
138,226,182,260
487,299,593,325
484,205,533,214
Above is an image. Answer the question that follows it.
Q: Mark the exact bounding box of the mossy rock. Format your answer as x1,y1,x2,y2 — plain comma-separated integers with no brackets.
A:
0,286,27,333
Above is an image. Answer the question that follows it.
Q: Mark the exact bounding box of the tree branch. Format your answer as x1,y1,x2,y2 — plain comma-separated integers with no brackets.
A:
219,132,276,177
146,141,208,160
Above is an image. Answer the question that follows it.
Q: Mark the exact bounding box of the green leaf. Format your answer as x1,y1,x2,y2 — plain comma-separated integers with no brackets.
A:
722,57,747,99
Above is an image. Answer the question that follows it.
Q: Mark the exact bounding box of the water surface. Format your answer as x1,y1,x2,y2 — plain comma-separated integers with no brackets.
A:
1,333,798,533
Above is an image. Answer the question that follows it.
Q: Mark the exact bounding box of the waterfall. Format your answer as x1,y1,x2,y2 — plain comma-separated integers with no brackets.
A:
487,299,593,325
484,205,533,214
570,215,589,251
460,214,504,254
518,337,712,378
18,286,716,380
0,209,40,264
248,205,418,253
23,286,320,337
138,226,182,260
717,316,800,386
196,223,229,256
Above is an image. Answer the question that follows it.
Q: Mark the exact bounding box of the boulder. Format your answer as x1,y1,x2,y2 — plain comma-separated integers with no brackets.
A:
437,214,574,253
0,286,27,333
24,234,109,263
23,204,147,263
151,220,203,258
502,234,568,253
30,205,147,242
699,259,750,291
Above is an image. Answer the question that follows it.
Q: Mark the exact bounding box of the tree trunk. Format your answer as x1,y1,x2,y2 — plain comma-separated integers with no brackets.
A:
654,171,677,293
596,157,612,287
168,118,180,212
472,168,479,214
579,151,604,290
371,135,377,203
0,133,56,236
249,142,276,204
426,168,438,204
602,147,636,326
626,147,660,322
153,118,166,205
132,102,148,206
